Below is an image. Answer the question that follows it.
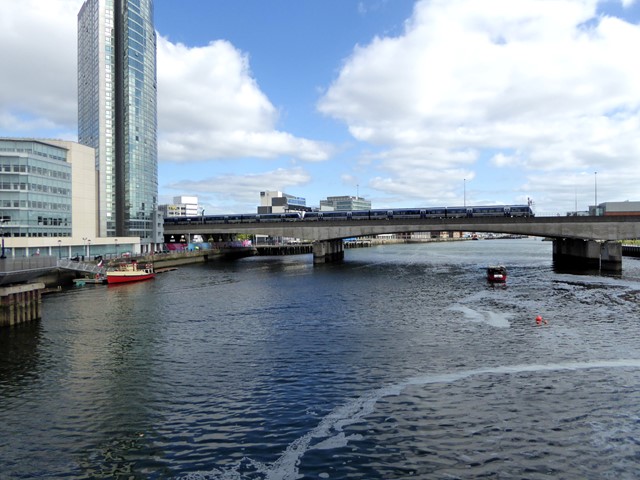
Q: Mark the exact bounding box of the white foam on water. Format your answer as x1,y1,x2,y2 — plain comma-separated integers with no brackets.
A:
448,304,512,328
189,359,640,480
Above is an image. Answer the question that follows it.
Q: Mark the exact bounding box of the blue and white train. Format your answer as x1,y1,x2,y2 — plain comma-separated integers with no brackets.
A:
164,205,534,225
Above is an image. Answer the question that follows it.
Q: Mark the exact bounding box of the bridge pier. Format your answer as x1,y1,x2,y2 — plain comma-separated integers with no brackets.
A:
552,239,622,272
0,283,45,328
600,241,622,272
313,240,344,264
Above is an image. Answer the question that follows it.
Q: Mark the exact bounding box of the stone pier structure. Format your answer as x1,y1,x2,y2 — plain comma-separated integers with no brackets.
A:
313,240,344,264
552,239,622,272
0,283,45,327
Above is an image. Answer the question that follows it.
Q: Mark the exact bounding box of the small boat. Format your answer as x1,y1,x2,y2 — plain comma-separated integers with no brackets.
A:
487,265,507,283
106,260,155,284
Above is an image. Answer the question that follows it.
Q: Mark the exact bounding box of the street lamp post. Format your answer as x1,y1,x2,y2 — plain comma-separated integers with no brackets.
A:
594,171,598,213
115,239,118,257
57,239,62,259
0,219,7,259
87,239,91,258
464,178,466,208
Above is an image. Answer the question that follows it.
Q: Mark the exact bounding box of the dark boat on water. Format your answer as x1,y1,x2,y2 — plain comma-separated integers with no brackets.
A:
487,265,507,283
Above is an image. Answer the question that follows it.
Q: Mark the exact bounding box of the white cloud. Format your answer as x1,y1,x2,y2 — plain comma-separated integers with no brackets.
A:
0,0,82,136
157,36,332,163
164,167,311,206
2,0,639,215
0,0,332,164
318,0,640,211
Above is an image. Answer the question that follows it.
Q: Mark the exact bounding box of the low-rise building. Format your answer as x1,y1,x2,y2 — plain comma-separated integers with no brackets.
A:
0,138,143,258
591,201,640,216
259,191,308,214
320,195,371,211
159,196,200,217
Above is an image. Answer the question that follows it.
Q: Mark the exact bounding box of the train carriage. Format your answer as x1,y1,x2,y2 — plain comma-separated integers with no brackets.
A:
257,212,303,222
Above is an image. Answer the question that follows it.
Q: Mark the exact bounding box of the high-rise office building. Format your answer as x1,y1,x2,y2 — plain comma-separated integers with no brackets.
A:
78,0,158,246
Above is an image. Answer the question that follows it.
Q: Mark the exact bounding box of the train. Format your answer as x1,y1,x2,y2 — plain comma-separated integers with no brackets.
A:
163,204,535,225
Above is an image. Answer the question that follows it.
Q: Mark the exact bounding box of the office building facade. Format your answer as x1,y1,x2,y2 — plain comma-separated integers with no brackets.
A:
0,139,73,239
258,191,308,214
159,196,200,218
78,0,158,247
320,196,372,211
0,138,142,258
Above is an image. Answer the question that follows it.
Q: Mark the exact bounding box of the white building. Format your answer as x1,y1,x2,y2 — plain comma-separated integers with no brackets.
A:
258,191,307,214
319,195,372,211
159,196,200,217
0,138,142,258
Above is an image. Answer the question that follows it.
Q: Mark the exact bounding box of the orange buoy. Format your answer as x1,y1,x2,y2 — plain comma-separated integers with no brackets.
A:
535,315,548,325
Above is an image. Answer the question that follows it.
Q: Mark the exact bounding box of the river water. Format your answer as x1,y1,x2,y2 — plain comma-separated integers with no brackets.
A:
2,238,640,479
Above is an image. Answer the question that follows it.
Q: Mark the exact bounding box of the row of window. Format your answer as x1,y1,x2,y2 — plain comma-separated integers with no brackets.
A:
0,147,66,162
4,231,71,238
0,164,71,179
1,200,70,210
0,183,70,195
1,217,72,227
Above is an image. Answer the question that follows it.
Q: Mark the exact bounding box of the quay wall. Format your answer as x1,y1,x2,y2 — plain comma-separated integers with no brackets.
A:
0,283,45,327
622,245,640,257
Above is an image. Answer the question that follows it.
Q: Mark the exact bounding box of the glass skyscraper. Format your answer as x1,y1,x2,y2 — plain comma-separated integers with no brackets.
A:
78,0,157,243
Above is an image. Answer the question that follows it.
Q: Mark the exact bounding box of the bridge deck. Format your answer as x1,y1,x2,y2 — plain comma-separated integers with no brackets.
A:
164,215,640,242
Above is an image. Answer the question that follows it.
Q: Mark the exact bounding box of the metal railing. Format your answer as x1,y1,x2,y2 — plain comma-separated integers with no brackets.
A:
57,259,106,276
0,256,57,273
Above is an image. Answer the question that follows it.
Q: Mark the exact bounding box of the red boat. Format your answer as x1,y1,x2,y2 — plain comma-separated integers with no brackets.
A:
487,265,507,283
106,260,155,284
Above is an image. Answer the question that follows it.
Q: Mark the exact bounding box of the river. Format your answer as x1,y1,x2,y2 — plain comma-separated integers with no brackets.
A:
2,238,640,479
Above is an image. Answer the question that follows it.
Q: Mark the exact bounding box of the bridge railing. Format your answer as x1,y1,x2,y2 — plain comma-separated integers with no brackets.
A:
0,256,58,273
57,259,106,276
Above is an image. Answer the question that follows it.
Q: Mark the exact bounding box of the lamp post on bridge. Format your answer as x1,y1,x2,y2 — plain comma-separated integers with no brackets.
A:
0,218,7,259
594,171,598,214
464,178,466,208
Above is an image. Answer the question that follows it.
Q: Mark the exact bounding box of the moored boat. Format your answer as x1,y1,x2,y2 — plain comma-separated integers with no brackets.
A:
487,265,507,283
106,260,155,284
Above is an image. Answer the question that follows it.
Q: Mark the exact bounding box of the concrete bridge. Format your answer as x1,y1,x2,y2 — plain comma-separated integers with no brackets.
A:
164,215,640,270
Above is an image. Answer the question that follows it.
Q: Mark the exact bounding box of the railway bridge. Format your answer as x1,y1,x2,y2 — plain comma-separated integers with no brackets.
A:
164,215,640,270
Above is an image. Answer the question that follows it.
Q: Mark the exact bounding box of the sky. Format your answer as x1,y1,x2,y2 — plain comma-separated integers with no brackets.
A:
1,0,639,216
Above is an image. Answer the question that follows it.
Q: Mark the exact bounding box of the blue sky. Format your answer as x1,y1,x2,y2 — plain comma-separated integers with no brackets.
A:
1,0,639,216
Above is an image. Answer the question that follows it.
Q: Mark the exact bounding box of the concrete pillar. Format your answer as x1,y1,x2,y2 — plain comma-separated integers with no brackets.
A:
313,240,345,264
600,241,622,272
552,238,600,270
0,283,44,328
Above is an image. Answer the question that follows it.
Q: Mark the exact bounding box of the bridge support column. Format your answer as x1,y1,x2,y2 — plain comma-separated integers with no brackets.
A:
600,241,622,272
313,240,344,264
0,283,45,328
552,239,622,272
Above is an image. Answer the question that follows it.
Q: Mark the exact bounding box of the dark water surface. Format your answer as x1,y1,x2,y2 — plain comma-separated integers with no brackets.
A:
2,239,640,479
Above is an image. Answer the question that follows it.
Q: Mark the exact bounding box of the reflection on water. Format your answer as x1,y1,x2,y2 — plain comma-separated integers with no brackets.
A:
0,321,43,397
1,239,640,479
